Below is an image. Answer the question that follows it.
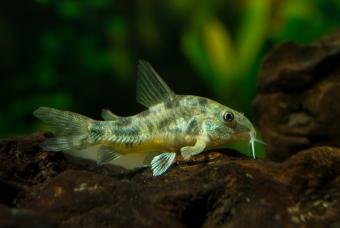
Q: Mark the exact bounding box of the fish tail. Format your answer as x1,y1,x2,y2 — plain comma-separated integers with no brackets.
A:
33,107,94,151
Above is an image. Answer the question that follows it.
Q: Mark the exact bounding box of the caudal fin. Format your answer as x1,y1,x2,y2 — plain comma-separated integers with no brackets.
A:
34,107,94,151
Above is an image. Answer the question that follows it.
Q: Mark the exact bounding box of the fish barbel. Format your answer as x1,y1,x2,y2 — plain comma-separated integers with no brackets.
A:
34,60,261,176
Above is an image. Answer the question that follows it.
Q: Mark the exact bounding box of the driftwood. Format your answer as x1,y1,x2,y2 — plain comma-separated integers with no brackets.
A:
1,31,340,227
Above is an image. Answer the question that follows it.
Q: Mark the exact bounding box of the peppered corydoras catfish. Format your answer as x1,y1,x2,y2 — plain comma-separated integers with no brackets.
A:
34,60,261,176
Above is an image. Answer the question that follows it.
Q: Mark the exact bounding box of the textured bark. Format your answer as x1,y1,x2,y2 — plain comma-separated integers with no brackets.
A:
253,30,340,161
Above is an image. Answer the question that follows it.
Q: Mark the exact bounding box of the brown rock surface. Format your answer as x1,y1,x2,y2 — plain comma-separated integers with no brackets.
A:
253,31,340,161
0,204,55,228
1,133,340,227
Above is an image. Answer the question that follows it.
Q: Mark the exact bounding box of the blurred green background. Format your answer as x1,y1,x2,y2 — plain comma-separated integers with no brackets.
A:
1,0,339,141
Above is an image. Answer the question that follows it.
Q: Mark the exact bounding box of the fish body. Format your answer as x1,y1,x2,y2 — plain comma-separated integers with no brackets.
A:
34,60,258,176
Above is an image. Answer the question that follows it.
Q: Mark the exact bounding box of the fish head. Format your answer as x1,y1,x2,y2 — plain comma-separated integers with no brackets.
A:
202,99,257,157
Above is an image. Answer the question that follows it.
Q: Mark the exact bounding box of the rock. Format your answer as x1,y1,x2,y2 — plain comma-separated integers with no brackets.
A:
253,31,340,161
1,133,340,227
0,133,66,191
0,204,56,228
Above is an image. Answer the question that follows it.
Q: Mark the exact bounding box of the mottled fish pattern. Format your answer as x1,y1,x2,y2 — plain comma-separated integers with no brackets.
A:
34,60,260,176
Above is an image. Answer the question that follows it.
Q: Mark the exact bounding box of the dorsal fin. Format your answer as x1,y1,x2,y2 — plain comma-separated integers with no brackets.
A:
136,60,175,107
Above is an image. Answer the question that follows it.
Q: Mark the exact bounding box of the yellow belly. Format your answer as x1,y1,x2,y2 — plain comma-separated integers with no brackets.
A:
103,134,196,155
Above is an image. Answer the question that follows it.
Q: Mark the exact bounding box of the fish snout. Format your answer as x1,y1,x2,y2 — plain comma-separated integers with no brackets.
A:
235,116,255,139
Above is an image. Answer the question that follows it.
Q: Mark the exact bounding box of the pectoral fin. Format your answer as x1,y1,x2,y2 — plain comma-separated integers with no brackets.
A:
97,145,121,165
151,152,176,176
180,138,207,160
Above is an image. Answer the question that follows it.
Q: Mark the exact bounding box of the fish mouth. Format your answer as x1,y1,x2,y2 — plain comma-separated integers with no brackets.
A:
234,117,263,159
235,118,256,140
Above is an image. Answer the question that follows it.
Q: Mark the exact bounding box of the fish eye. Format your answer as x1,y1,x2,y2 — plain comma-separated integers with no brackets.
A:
223,111,234,122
